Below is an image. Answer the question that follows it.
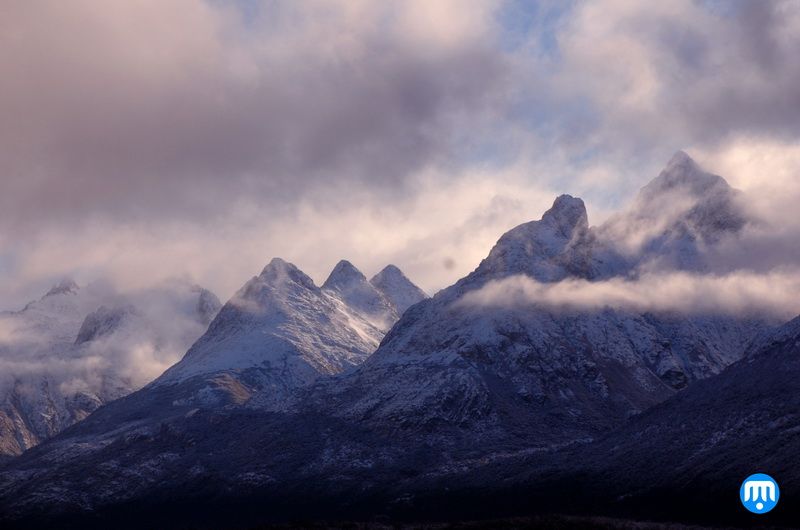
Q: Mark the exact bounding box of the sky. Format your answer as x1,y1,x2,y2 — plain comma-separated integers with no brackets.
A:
2,0,800,308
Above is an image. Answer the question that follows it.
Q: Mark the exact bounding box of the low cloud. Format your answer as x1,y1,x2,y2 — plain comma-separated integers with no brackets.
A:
457,270,800,319
0,280,215,396
0,0,505,231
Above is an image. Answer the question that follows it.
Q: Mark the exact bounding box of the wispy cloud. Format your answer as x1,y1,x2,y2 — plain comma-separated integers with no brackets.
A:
457,270,800,319
0,281,214,394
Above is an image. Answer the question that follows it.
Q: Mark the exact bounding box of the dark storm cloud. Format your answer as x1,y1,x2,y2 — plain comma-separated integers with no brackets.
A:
0,1,506,229
3,0,800,310
546,0,800,158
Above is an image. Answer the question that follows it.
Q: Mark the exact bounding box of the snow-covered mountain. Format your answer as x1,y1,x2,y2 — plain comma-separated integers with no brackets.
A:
306,153,766,448
598,150,747,272
0,152,784,527
0,280,220,455
145,258,426,408
429,311,800,526
321,260,399,332
369,264,429,314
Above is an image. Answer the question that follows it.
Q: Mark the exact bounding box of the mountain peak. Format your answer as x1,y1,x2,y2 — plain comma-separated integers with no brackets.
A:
74,304,137,345
471,194,595,283
373,264,403,278
158,257,383,394
322,260,367,291
640,151,729,201
541,194,589,235
259,258,316,291
370,265,428,314
322,260,396,329
598,151,748,271
666,149,694,168
44,279,80,298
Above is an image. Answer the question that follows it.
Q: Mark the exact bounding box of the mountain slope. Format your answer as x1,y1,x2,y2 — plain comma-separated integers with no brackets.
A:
563,313,800,523
0,152,781,527
370,265,428,314
0,281,220,456
421,314,800,526
153,258,390,409
321,260,399,332
309,160,768,447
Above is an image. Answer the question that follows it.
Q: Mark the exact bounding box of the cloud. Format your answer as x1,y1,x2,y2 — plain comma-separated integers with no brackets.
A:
457,270,800,319
0,280,214,395
2,0,800,314
0,0,506,230
0,164,559,306
545,0,800,153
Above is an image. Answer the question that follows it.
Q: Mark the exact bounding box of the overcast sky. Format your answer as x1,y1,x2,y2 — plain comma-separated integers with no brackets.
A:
2,0,800,308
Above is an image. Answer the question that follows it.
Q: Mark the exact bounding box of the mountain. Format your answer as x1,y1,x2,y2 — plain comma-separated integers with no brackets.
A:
321,260,399,331
563,312,800,524
370,264,430,314
0,153,783,527
151,258,426,409
599,150,747,272
0,258,428,524
308,156,767,448
0,280,221,456
414,313,800,527
153,258,380,409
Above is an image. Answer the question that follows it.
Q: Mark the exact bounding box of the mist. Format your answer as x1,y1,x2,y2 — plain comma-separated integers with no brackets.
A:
458,270,800,320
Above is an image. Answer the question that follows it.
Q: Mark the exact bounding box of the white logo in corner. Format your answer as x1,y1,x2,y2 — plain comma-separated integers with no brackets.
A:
740,473,779,514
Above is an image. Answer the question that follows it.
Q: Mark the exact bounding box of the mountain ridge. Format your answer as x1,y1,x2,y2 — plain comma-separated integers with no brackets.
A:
0,152,788,527
0,280,222,456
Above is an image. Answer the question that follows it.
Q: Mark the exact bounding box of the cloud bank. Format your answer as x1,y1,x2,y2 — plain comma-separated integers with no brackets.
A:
458,270,800,319
1,0,800,309
0,280,216,395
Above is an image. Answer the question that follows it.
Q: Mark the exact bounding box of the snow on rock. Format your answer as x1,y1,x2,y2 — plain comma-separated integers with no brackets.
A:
370,265,429,314
0,280,220,456
309,153,774,446
599,150,747,271
156,258,383,400
153,258,427,409
322,260,398,331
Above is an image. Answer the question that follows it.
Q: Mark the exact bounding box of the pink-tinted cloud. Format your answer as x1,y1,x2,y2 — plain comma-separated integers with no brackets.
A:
458,270,800,319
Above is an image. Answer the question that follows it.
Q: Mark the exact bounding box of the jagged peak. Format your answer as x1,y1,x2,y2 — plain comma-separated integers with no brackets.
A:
258,258,316,291
370,264,428,313
666,149,694,168
44,279,80,298
541,194,589,235
370,264,404,282
74,304,137,345
640,151,730,201
322,260,367,291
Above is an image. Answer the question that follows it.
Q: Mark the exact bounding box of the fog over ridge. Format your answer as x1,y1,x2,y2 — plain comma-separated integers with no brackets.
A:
458,269,800,319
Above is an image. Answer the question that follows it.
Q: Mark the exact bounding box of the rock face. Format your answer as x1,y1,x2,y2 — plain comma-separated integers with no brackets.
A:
471,194,597,282
0,281,221,456
0,153,786,527
74,305,138,345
